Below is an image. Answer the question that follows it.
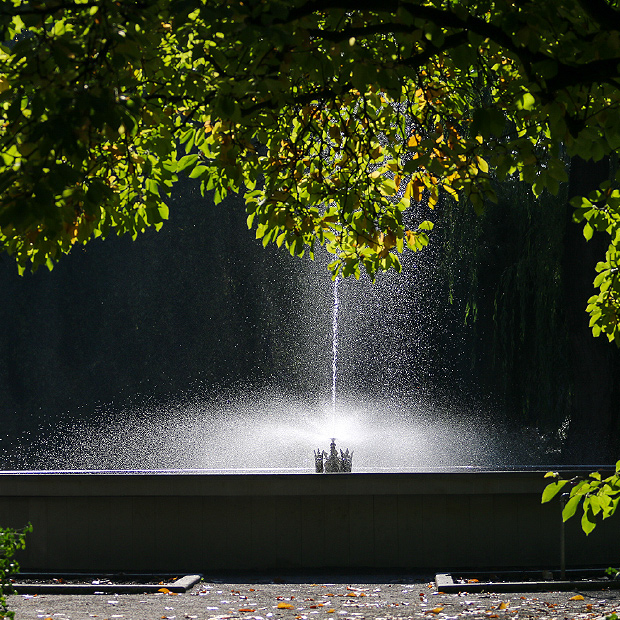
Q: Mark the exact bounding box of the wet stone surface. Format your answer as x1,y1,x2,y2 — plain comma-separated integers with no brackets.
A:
7,577,620,620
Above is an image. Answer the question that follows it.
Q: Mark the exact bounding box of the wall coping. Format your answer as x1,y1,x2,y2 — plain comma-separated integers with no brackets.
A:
0,468,609,497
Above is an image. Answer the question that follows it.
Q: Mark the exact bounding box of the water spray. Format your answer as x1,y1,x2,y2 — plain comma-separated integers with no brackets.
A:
331,276,339,426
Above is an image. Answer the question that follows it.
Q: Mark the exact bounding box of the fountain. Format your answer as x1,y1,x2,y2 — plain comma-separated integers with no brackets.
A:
0,188,565,472
2,187,619,573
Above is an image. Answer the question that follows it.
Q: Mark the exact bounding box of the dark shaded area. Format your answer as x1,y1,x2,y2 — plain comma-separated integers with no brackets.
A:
0,179,312,446
438,159,620,463
561,157,620,462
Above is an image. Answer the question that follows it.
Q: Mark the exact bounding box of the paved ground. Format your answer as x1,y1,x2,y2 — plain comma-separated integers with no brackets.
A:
7,575,620,620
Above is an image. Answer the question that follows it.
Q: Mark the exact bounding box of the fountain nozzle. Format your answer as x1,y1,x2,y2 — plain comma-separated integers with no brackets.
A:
314,438,353,473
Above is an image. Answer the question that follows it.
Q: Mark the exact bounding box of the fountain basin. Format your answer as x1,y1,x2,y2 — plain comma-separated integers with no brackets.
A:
0,470,617,572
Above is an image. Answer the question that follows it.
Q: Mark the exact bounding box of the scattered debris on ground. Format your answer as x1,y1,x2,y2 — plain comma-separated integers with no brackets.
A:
8,577,620,620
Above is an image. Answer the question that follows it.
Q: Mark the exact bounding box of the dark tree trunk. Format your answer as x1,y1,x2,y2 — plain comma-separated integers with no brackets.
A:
562,156,620,464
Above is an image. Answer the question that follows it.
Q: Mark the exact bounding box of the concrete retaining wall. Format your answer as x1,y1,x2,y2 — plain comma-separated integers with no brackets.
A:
0,471,615,572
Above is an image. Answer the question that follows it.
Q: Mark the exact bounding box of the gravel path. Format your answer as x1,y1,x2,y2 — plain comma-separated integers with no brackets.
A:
7,576,620,620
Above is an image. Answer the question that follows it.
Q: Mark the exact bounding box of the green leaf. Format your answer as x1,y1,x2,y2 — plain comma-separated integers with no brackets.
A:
179,128,195,145
177,154,200,172
158,203,169,220
351,63,377,92
562,494,582,521
541,479,568,503
594,270,609,288
188,165,208,179
533,59,558,79
581,506,597,535
571,480,592,496
471,108,506,138
518,92,536,111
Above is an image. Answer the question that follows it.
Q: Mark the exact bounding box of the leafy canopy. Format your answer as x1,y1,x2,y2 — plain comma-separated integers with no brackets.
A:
0,523,31,619
2,0,620,340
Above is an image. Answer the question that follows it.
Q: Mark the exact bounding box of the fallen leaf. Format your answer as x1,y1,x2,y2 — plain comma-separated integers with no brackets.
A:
467,579,479,584
570,595,585,601
239,609,256,613
159,588,171,594
326,609,335,613
277,603,295,609
429,606,444,614
499,602,509,610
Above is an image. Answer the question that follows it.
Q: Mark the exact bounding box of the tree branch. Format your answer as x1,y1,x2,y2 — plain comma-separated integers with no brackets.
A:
291,0,620,100
547,56,620,92
282,0,550,87
240,83,352,118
